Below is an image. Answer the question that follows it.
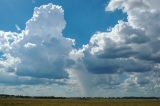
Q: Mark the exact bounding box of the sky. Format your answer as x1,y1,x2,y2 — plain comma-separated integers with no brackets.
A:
0,0,126,47
0,0,160,97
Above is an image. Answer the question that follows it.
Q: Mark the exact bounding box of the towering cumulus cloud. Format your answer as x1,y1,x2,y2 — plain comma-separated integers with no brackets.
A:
0,4,75,86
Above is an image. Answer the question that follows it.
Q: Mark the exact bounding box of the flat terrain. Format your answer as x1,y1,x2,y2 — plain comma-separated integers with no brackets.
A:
0,98,160,106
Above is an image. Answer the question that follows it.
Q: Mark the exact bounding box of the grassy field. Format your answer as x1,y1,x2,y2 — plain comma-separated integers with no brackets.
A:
0,98,160,106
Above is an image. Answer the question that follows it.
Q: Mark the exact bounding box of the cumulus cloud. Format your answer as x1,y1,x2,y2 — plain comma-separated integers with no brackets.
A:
0,3,75,87
79,20,157,74
76,0,160,74
70,0,160,96
0,31,18,52
13,4,75,80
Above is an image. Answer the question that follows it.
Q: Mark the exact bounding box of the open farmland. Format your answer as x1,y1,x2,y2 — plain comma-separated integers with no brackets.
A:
0,98,160,106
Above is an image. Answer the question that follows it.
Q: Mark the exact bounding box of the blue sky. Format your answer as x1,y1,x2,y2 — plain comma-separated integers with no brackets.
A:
0,0,126,47
0,0,160,97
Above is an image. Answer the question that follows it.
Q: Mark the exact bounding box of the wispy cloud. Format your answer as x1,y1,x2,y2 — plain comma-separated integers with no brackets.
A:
15,24,21,31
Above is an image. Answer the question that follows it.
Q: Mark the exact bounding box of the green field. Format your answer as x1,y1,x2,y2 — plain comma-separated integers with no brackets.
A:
0,99,160,106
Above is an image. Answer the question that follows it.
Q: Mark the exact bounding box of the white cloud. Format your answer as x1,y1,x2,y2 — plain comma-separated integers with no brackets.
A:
70,0,160,96
0,3,75,88
12,4,74,80
15,24,21,31
24,42,37,48
0,54,20,73
0,31,18,52
25,3,65,38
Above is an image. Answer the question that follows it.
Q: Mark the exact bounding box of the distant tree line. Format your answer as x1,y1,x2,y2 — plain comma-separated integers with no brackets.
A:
0,94,159,100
